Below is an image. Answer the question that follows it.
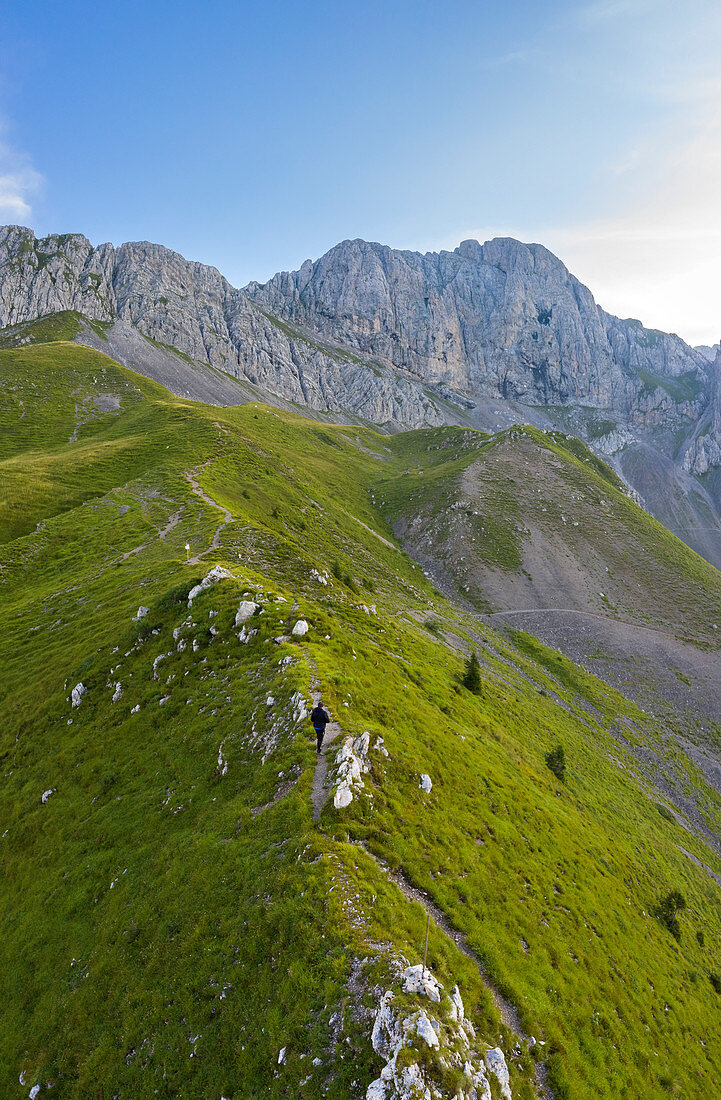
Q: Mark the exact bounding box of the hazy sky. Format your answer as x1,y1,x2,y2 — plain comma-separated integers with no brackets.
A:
0,0,719,344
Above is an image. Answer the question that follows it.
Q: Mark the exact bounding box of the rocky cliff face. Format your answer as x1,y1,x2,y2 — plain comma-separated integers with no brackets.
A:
683,350,721,475
246,236,710,424
0,226,442,427
0,223,719,480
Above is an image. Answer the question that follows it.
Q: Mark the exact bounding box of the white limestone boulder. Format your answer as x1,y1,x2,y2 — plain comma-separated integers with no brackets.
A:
416,1011,439,1049
187,565,232,606
71,683,86,707
235,600,258,626
485,1047,512,1100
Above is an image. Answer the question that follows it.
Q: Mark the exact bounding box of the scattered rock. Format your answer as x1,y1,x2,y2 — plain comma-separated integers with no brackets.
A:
153,653,170,679
402,964,441,1002
71,683,86,708
133,606,149,621
334,786,353,810
41,789,55,804
291,619,309,636
416,1011,439,1049
291,692,308,722
374,736,389,757
130,704,140,715
333,732,371,809
419,773,432,793
450,985,464,1022
112,683,123,703
277,1047,286,1065
366,962,499,1100
217,742,228,776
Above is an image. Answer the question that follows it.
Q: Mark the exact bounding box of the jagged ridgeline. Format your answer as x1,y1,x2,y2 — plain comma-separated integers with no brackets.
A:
1,225,721,574
2,336,721,1100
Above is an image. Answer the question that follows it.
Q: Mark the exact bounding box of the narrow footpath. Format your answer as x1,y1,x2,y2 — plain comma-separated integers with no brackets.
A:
185,463,232,562
355,840,555,1099
310,689,342,821
304,657,553,1096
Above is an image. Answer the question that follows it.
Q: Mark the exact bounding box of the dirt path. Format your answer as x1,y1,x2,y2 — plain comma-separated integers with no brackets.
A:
354,840,554,1098
120,507,184,560
487,606,694,645
310,689,342,821
350,514,400,551
158,507,184,540
185,463,233,563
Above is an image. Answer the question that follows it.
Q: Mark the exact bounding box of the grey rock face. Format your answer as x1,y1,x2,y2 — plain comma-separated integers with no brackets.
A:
247,236,710,424
0,225,442,428
683,350,721,475
0,224,718,466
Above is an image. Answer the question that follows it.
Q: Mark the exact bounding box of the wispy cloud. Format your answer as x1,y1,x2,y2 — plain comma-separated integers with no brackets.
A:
576,0,657,26
476,49,531,71
0,124,42,223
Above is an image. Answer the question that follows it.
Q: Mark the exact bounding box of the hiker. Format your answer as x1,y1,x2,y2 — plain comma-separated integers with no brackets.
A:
311,700,330,755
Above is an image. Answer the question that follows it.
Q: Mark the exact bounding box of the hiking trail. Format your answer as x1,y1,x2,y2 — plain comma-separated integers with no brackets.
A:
303,655,552,1094
310,688,342,821
185,463,232,562
351,840,555,1099
306,657,342,821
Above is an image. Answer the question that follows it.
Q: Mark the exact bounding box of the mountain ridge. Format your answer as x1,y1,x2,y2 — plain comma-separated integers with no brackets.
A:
1,223,720,569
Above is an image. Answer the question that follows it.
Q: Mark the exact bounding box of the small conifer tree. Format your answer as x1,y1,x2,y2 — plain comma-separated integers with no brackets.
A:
545,744,566,783
656,890,686,941
462,652,482,694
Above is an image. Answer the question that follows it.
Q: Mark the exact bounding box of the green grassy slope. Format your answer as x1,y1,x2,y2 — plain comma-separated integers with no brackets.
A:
2,342,721,1098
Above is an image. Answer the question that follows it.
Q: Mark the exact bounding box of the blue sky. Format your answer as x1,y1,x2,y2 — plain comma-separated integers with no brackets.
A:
0,0,719,343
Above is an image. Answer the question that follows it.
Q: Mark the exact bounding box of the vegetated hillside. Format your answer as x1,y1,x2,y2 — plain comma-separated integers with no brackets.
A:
3,342,721,1099
382,425,721,742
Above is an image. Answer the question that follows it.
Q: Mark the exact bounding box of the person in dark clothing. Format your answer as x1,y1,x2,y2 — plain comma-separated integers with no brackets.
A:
311,700,330,754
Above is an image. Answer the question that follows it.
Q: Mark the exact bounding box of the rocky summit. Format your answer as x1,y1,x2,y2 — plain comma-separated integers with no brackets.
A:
1,224,719,569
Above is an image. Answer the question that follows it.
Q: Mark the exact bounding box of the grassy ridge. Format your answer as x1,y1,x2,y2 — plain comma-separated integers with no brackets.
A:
2,342,721,1097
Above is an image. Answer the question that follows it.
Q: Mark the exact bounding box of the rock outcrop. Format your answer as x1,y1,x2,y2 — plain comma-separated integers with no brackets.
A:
333,731,371,810
366,963,514,1100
